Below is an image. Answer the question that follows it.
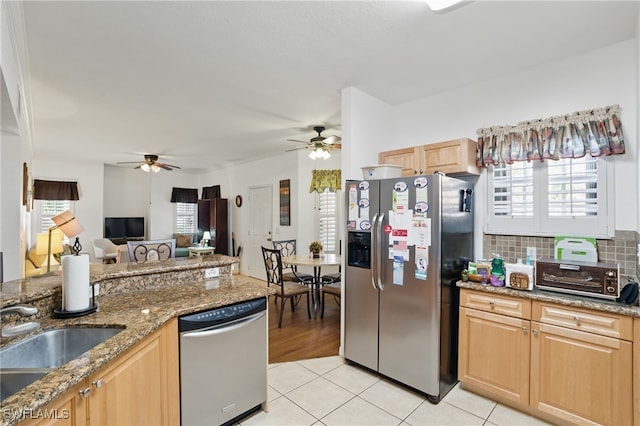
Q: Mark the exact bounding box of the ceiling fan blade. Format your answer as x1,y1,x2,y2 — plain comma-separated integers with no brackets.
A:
285,146,308,152
160,163,181,169
286,139,309,144
323,135,341,144
134,164,143,169
116,161,144,164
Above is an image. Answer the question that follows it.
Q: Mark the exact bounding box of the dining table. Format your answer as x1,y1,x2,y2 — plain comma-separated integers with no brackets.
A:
282,253,341,318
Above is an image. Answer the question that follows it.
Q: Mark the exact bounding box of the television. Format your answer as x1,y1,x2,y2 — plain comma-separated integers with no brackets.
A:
104,217,145,239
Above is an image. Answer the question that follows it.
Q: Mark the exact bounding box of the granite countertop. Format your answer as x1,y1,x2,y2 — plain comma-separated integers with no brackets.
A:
0,254,237,307
0,256,274,426
457,281,640,317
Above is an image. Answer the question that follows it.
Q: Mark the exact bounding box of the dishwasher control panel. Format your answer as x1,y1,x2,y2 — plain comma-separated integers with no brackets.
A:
178,298,267,331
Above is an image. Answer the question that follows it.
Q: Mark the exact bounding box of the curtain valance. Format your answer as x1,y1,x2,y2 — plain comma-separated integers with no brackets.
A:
202,185,221,199
476,105,625,168
309,169,341,193
33,179,79,200
170,187,198,203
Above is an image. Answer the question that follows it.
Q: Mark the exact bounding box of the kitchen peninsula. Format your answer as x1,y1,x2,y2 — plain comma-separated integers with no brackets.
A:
0,255,273,426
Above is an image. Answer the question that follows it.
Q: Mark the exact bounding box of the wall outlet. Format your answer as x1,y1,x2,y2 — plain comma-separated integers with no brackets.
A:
204,267,219,278
526,246,537,261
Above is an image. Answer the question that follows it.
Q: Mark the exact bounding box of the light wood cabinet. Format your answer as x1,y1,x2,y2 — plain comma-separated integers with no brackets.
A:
22,320,179,426
379,138,479,176
21,382,88,426
458,306,530,404
459,289,635,425
530,301,633,425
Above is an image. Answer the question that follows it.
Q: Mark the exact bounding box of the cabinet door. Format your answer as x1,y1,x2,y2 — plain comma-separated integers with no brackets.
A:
88,332,165,426
22,382,88,426
419,138,479,175
378,147,420,176
458,307,530,404
531,322,633,425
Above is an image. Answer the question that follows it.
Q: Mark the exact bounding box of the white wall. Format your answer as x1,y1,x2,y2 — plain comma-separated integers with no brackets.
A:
30,158,105,257
342,40,639,252
0,132,24,280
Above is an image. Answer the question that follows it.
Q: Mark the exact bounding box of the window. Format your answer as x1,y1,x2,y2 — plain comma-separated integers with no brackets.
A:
175,202,196,233
317,189,340,254
38,200,72,233
487,155,613,237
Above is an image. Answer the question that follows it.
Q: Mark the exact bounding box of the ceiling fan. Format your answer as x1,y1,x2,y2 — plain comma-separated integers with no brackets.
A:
117,154,181,172
286,126,341,159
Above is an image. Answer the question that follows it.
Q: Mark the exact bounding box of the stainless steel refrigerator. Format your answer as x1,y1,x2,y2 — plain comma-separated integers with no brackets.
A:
344,173,473,402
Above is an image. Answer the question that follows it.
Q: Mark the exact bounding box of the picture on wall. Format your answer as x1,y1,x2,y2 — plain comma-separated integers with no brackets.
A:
279,179,290,226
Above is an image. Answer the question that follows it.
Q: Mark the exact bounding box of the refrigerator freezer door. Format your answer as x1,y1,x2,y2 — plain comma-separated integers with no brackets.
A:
344,181,380,371
377,176,441,396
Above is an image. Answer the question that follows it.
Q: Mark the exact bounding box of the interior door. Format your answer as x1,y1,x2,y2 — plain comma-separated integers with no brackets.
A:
248,185,273,279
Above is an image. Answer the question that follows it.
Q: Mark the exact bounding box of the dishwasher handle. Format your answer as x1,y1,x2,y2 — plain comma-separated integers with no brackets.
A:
181,311,266,339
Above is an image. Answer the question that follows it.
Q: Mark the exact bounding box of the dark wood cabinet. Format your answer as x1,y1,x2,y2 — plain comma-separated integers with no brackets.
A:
197,198,229,255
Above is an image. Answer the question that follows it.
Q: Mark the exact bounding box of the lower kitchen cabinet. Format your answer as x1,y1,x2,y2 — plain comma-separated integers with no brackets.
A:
21,381,88,426
22,319,179,426
459,288,635,426
458,306,530,404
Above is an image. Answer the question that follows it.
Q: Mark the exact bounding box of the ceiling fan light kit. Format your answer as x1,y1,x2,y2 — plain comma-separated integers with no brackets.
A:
117,154,181,172
286,125,341,160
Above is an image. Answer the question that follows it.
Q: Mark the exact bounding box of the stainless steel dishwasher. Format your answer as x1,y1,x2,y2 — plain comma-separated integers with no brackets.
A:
179,298,267,426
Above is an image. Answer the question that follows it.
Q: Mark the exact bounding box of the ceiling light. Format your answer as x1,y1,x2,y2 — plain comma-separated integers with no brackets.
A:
424,0,465,12
309,147,331,160
151,164,160,173
141,163,150,172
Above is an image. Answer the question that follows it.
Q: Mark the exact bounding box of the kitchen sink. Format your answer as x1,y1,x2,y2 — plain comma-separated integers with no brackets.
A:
0,369,49,401
0,326,124,400
0,326,124,369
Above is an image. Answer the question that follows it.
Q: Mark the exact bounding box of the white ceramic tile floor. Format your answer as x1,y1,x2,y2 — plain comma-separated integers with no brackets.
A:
240,356,553,426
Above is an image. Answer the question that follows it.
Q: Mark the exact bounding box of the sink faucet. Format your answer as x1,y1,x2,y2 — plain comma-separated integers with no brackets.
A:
1,304,38,317
1,304,40,338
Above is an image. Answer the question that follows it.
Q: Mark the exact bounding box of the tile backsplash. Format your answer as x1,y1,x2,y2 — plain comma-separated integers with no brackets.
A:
483,230,639,280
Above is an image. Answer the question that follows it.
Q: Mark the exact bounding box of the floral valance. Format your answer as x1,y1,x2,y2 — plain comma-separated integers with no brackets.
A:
476,105,625,168
309,169,341,193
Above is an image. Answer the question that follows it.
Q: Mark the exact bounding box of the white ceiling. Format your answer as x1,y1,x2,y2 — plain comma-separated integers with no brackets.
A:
21,0,639,173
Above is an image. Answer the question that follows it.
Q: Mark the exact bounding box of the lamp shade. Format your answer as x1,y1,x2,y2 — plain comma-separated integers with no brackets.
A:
35,229,64,255
52,210,84,238
202,231,212,241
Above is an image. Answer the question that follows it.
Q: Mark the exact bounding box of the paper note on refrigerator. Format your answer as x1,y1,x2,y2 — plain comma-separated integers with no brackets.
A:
393,255,404,286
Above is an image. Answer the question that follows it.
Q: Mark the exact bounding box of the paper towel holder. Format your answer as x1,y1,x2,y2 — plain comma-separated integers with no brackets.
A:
53,283,98,318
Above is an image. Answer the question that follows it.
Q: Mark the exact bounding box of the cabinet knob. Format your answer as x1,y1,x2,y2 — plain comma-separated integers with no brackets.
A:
488,301,495,307
532,329,538,335
92,379,104,388
521,326,528,333
79,387,91,398
573,316,581,325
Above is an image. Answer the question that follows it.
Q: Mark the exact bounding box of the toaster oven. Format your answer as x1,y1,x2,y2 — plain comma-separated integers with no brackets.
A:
535,257,620,300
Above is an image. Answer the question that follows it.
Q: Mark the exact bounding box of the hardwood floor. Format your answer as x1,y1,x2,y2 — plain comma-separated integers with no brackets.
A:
268,292,341,364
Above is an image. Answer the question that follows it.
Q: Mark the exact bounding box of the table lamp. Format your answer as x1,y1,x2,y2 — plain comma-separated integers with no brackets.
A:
47,210,84,272
35,229,64,271
201,231,212,247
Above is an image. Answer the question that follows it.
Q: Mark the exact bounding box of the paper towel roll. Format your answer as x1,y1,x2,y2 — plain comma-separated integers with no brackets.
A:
62,254,90,311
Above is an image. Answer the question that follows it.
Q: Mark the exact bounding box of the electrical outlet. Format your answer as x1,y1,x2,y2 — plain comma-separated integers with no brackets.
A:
526,246,537,261
204,268,219,278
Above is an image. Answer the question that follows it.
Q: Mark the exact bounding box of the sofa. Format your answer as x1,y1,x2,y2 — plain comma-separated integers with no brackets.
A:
173,233,197,257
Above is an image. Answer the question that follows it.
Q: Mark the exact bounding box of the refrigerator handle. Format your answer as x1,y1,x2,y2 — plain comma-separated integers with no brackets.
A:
371,213,379,290
376,213,385,291
460,188,473,212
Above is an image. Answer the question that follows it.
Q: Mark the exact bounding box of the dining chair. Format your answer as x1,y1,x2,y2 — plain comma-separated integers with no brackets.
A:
127,239,176,262
321,279,341,319
261,246,310,328
272,239,313,283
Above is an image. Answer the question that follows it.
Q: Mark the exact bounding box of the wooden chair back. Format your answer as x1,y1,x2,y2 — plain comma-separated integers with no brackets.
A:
127,239,176,262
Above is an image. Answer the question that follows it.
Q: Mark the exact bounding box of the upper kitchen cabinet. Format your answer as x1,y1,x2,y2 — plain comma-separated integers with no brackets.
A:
379,138,480,177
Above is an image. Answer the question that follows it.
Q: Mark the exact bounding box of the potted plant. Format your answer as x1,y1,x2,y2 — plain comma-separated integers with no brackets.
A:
309,241,323,258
